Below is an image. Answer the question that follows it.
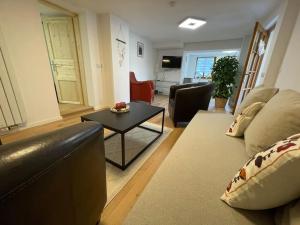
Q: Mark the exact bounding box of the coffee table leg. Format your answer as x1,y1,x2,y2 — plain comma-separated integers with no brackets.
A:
161,109,165,134
121,133,126,170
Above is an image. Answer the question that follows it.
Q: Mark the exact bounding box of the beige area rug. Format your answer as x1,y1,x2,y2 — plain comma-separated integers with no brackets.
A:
104,122,172,205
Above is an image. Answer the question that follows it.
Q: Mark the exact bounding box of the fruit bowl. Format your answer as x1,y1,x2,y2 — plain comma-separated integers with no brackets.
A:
110,102,130,113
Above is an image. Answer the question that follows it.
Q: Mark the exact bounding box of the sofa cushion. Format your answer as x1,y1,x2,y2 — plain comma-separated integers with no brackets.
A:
222,134,300,210
124,111,275,225
234,86,278,118
244,90,300,157
226,102,265,137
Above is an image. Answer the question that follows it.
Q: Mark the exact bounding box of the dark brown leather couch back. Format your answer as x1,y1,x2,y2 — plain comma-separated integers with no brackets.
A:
0,122,106,225
169,83,214,126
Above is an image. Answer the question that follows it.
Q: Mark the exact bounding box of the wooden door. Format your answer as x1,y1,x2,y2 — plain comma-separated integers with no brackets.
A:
42,16,84,104
233,22,269,113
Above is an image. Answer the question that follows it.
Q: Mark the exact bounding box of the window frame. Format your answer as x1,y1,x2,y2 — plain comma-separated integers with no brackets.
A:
194,56,216,78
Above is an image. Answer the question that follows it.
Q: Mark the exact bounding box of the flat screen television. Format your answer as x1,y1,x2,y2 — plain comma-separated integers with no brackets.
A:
162,56,182,69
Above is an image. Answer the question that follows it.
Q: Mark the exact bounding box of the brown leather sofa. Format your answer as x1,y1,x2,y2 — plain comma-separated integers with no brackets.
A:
168,82,214,127
0,122,107,225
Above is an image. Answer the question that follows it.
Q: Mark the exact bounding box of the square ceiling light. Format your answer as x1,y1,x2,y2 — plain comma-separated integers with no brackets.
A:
179,18,207,30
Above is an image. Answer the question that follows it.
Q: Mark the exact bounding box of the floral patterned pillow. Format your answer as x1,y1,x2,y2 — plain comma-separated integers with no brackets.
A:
226,102,265,137
221,134,300,210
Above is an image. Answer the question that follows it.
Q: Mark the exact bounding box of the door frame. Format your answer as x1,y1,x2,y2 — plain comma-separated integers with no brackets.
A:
39,0,89,106
232,22,269,114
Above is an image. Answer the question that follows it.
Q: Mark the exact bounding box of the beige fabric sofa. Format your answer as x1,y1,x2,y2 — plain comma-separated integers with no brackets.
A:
124,111,275,225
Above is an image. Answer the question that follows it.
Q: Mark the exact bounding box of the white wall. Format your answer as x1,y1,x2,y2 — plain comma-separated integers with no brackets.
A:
263,0,300,87
184,38,243,52
110,14,130,103
98,14,114,106
129,32,156,81
79,11,103,109
154,39,242,51
275,9,300,92
153,40,184,49
0,0,61,127
156,49,183,82
98,14,130,104
155,39,243,83
260,3,280,30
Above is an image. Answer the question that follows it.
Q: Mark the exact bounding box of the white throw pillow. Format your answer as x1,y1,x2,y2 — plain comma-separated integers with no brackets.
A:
226,102,265,137
234,86,278,118
221,134,300,210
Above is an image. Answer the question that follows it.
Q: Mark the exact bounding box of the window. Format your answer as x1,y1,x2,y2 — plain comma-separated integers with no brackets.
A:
195,57,215,78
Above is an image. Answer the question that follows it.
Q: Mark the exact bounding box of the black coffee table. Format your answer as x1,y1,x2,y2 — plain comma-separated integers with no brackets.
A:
81,102,165,170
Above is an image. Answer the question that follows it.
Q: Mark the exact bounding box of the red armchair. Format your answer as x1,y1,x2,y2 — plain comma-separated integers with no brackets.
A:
130,72,155,103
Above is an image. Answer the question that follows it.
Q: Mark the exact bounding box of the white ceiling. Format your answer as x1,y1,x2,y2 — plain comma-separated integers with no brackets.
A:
64,0,280,43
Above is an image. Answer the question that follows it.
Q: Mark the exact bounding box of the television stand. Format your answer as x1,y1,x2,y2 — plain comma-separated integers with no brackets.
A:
155,80,179,95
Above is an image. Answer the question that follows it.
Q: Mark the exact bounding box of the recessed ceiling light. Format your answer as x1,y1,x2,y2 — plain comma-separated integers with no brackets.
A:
179,18,207,30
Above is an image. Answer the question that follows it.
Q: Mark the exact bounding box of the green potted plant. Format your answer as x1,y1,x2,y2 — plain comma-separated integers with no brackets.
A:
211,56,239,108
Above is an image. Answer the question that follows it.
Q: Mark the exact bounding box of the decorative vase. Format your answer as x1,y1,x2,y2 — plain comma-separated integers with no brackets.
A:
215,97,228,108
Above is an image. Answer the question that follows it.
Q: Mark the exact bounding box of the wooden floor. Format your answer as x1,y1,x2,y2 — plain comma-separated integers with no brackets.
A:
101,96,230,225
1,95,227,225
1,95,174,144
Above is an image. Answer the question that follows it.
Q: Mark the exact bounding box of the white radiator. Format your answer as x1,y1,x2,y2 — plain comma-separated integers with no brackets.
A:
0,45,24,130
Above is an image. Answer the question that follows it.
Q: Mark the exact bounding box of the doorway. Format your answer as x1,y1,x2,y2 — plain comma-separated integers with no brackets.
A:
232,22,270,114
39,1,89,116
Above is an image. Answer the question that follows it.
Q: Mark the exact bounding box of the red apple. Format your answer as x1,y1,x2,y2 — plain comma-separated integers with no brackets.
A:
115,102,126,110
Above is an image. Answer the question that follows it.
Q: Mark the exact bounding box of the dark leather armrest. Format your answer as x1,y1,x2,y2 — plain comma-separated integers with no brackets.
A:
0,122,107,225
0,122,103,200
169,85,177,99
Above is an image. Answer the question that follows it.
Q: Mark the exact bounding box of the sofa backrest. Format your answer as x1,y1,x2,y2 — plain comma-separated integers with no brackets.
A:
0,122,106,225
171,83,214,122
169,82,211,99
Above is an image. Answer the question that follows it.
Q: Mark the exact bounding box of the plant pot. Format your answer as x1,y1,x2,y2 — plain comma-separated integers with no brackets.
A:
215,97,228,108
